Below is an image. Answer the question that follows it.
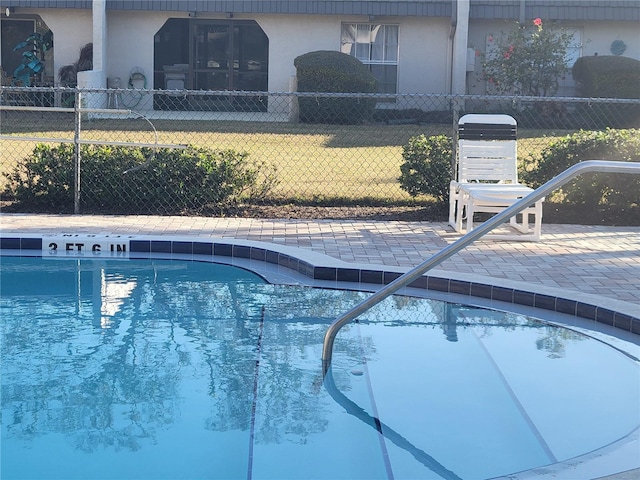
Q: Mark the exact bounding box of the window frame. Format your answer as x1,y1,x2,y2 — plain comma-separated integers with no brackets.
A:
341,22,399,94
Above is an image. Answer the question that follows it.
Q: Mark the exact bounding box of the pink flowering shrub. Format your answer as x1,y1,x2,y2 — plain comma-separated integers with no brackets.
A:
482,18,573,96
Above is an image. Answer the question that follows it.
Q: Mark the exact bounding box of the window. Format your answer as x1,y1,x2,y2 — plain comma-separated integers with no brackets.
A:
564,28,583,68
557,28,583,96
341,24,398,93
1,19,36,80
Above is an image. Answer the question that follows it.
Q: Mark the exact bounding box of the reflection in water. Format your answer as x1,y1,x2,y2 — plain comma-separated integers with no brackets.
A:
1,258,375,456
98,269,137,328
1,257,638,480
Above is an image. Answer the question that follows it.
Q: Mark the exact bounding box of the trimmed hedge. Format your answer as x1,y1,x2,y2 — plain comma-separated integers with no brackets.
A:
3,144,278,214
572,56,640,99
294,50,377,124
571,56,640,128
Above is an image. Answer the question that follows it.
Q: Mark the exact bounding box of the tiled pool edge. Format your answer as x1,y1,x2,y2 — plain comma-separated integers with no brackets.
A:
2,233,638,336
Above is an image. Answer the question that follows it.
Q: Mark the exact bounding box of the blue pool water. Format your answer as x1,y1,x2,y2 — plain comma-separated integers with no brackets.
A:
1,256,638,479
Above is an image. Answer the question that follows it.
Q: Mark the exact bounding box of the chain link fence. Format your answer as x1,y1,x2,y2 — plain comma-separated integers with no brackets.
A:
1,86,638,215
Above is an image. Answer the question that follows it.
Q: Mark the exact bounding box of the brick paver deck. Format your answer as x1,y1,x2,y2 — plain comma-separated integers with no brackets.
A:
2,214,638,310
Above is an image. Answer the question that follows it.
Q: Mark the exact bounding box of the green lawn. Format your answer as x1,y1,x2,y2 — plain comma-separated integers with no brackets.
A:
1,116,570,203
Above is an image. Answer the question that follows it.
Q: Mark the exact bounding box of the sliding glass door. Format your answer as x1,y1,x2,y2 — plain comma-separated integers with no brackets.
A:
191,20,268,111
154,19,268,111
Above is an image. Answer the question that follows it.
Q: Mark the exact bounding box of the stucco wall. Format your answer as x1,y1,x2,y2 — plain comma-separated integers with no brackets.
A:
580,21,640,59
8,7,635,100
256,14,451,95
256,14,343,92
25,8,92,85
37,9,453,95
106,10,168,90
397,16,451,94
467,18,640,95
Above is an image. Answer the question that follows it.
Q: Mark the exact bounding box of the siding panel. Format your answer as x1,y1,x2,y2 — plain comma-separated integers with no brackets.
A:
2,0,636,20
0,0,452,17
470,0,640,21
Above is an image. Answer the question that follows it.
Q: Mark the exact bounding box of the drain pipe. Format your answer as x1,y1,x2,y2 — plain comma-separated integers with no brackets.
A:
450,0,469,98
321,160,640,373
446,0,457,95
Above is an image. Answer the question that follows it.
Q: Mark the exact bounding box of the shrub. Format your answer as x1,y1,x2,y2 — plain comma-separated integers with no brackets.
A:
398,134,453,203
3,144,278,214
2,143,76,210
294,50,377,124
572,56,640,99
520,128,640,209
572,56,640,127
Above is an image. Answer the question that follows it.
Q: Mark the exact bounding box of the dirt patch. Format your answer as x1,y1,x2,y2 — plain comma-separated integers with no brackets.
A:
541,203,639,226
221,204,448,221
212,203,639,225
2,201,638,225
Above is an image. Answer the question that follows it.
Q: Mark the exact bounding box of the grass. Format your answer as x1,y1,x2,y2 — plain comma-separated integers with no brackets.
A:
3,116,637,225
0,113,575,203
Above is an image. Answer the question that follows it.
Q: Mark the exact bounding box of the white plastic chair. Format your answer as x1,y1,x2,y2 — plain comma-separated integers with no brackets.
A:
448,114,543,241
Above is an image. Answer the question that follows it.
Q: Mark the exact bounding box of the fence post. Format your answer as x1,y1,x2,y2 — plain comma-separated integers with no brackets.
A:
74,90,82,214
451,94,462,177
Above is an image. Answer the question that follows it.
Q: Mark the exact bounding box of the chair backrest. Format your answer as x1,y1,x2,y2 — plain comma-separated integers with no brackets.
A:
457,114,518,184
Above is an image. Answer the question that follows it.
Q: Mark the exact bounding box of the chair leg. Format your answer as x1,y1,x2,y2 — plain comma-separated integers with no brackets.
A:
455,191,468,233
466,201,475,233
448,185,459,231
450,186,469,233
509,214,519,230
448,199,456,229
455,192,544,241
508,204,543,239
510,211,530,234
532,201,543,240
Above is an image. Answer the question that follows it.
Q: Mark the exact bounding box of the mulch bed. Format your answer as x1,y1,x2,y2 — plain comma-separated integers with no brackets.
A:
2,201,638,226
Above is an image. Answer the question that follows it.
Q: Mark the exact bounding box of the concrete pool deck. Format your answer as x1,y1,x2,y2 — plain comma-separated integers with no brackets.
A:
1,213,639,480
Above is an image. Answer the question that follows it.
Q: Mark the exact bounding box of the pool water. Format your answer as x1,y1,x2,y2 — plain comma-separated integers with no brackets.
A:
1,256,638,479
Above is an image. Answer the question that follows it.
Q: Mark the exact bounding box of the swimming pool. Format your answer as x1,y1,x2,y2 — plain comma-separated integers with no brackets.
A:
1,253,638,479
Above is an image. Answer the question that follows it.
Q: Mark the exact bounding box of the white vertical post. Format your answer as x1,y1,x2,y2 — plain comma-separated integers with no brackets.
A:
450,1,471,171
74,91,82,214
288,75,299,122
451,0,470,96
92,0,107,78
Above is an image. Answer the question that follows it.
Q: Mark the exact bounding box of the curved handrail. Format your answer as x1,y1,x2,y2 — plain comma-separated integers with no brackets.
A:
322,160,640,372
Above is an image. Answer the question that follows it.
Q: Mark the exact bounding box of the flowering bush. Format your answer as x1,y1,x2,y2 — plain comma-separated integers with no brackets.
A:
483,18,574,96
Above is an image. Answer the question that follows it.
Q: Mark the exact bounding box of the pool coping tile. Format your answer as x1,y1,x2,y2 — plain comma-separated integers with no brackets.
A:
1,232,638,336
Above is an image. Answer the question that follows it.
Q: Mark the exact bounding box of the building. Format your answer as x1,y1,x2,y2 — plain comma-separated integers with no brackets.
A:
1,0,639,111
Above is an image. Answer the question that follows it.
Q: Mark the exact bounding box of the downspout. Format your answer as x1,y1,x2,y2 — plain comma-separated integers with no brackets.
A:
450,1,470,174
451,0,470,96
447,0,457,94
447,0,458,188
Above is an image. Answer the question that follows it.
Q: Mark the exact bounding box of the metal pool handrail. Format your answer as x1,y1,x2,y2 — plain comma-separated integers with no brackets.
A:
322,160,640,372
